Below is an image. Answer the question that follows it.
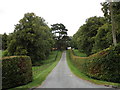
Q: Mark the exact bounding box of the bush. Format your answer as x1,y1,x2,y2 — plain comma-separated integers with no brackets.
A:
88,44,120,83
69,45,120,83
2,50,10,57
2,56,33,89
69,50,88,74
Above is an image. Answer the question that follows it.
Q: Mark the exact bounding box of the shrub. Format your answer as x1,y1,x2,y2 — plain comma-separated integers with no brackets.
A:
2,50,10,57
88,44,120,83
2,56,33,89
69,45,120,83
69,50,88,74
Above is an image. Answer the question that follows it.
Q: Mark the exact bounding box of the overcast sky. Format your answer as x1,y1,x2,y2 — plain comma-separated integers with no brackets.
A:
0,0,105,36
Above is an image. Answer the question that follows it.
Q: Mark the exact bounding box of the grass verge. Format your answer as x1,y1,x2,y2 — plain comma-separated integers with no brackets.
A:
73,49,87,57
9,51,62,90
66,50,120,88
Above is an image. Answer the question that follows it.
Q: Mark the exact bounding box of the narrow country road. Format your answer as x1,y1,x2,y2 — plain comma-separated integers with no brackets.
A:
36,51,110,88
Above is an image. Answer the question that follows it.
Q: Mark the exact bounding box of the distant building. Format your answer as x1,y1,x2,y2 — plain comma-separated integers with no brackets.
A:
52,48,58,51
67,47,71,49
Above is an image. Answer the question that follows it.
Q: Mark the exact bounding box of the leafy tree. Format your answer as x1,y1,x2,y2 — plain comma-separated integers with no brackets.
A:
72,16,105,55
92,23,112,53
7,13,54,64
51,23,68,50
2,33,8,50
71,30,81,49
101,2,120,46
66,36,72,47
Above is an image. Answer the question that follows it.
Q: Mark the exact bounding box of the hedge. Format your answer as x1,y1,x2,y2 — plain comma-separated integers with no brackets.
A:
69,44,120,83
2,56,33,89
87,44,120,83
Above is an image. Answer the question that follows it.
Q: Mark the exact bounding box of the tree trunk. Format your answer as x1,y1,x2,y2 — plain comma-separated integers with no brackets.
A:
110,2,117,46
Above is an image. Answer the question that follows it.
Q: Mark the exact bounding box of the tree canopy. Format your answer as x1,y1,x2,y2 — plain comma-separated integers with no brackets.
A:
101,2,120,46
2,33,8,50
72,16,105,55
51,23,69,50
7,13,54,64
72,2,120,55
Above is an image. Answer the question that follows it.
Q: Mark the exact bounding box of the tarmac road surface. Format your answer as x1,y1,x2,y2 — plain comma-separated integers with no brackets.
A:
36,51,112,88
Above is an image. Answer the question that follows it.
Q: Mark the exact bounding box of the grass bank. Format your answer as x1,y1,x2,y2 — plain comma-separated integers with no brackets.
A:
10,51,62,90
66,50,120,88
73,49,87,57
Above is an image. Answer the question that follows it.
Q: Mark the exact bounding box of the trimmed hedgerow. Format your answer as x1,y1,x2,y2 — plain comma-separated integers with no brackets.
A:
69,43,120,83
87,44,120,83
2,56,32,89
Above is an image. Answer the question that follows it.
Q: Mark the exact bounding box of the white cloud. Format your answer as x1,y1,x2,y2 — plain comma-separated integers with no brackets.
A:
0,0,104,36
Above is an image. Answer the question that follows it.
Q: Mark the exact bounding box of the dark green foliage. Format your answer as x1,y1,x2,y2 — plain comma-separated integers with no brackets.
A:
92,23,112,53
70,2,120,84
101,2,111,23
72,2,120,55
71,33,78,49
101,2,120,45
101,2,120,24
2,33,8,50
2,50,10,57
87,44,120,83
2,56,32,89
7,13,54,64
72,16,105,55
69,44,120,83
51,23,69,50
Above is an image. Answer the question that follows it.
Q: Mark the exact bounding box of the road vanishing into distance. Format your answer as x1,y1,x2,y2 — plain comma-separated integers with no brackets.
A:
36,51,112,88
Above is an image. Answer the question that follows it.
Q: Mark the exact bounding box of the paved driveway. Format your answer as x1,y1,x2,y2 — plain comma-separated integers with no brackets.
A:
36,51,111,88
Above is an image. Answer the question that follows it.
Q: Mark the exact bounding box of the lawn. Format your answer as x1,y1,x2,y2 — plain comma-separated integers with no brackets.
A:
73,49,87,57
9,51,62,90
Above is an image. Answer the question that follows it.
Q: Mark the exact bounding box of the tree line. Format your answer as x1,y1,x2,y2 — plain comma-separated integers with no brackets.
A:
2,13,69,64
71,2,120,56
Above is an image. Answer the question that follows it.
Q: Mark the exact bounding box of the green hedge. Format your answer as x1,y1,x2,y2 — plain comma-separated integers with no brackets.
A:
69,44,120,83
69,50,88,74
2,56,33,89
87,44,120,83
